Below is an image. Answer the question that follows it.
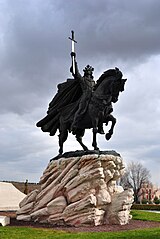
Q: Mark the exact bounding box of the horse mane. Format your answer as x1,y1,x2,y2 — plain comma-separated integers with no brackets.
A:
95,69,117,89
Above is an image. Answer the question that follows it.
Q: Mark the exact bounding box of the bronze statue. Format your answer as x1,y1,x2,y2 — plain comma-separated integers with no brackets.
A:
36,31,127,155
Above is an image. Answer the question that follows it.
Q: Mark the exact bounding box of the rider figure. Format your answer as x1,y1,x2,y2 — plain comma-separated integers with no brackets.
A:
70,52,104,134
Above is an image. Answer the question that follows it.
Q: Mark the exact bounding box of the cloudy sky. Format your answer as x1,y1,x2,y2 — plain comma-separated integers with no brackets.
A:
0,0,160,186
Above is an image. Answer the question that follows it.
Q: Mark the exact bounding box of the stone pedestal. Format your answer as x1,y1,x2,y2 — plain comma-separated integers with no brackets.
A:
16,151,134,227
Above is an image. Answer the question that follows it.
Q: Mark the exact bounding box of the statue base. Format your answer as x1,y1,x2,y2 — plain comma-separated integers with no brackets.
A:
16,150,134,227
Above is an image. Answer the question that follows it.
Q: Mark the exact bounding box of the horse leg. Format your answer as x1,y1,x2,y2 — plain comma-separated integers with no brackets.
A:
92,131,99,150
92,117,99,150
76,130,88,151
105,114,116,140
58,125,68,155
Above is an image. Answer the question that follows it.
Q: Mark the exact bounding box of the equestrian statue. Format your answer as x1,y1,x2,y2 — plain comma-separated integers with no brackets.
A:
36,31,127,155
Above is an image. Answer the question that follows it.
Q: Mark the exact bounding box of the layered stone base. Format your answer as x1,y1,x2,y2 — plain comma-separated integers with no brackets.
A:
16,151,134,227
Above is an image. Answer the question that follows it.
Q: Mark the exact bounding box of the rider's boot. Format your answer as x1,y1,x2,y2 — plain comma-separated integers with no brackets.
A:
71,123,77,135
98,123,105,134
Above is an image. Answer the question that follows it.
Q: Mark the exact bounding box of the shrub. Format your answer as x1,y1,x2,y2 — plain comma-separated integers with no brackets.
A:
141,198,148,204
153,196,160,205
131,204,160,211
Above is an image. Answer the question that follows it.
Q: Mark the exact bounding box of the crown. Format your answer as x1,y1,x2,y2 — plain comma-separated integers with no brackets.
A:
83,65,94,73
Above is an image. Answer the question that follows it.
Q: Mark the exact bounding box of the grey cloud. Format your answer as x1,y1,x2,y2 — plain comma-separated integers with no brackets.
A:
54,0,160,59
1,0,160,115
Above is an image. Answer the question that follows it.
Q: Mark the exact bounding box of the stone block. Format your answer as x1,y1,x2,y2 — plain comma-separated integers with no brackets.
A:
0,216,10,226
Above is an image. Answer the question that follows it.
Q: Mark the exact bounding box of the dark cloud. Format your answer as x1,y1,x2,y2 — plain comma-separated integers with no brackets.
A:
53,0,160,59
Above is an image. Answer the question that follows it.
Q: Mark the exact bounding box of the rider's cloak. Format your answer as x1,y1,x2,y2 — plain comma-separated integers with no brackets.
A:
36,78,82,136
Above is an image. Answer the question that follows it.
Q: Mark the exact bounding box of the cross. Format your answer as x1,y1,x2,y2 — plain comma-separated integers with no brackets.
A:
68,30,77,74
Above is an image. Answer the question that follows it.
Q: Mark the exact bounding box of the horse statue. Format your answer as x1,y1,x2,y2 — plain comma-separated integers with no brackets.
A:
36,68,127,155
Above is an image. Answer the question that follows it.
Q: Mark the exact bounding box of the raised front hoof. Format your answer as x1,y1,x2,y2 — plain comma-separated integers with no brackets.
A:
105,133,112,140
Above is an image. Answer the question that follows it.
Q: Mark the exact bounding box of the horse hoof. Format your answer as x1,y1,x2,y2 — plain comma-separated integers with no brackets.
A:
59,149,63,155
105,133,111,140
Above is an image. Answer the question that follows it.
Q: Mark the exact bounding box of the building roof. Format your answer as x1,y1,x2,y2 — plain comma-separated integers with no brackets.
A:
0,182,26,211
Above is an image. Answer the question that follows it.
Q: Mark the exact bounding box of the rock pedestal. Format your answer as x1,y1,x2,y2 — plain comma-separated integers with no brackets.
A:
16,151,134,227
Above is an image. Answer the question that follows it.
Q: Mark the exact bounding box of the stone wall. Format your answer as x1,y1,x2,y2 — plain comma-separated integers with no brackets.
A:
17,151,134,226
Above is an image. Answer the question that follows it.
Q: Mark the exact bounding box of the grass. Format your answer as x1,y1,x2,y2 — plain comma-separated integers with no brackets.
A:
0,210,160,239
1,227,160,239
131,210,160,222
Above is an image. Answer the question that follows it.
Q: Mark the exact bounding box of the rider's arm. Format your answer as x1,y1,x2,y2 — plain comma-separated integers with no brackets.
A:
70,53,81,80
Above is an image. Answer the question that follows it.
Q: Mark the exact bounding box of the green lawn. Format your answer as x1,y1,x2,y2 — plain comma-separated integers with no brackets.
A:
131,210,160,222
1,227,160,239
0,210,160,239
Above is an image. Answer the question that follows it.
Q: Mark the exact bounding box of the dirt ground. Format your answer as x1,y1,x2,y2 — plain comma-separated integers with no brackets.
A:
1,211,160,232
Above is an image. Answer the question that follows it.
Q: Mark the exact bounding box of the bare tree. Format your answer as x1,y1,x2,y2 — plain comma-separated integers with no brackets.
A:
120,161,150,203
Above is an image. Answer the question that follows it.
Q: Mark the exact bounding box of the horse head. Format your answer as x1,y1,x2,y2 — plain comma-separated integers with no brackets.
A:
95,67,127,103
111,78,127,103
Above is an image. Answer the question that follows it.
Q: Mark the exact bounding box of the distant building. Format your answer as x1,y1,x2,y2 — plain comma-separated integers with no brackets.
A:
138,182,160,203
3,180,40,194
155,188,160,199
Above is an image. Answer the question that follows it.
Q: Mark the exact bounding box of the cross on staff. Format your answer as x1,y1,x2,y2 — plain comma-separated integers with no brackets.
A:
68,30,77,74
